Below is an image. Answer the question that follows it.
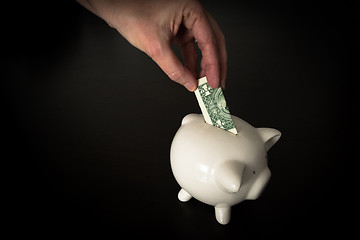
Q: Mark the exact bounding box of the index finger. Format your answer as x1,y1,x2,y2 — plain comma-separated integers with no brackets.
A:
183,3,221,89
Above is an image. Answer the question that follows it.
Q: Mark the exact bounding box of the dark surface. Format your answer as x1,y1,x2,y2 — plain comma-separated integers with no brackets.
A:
3,1,357,238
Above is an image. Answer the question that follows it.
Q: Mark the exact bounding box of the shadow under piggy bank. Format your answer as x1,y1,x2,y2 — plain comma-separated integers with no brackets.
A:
170,114,281,225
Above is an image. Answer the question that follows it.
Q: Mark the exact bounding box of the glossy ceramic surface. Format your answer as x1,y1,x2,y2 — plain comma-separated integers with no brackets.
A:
170,114,281,224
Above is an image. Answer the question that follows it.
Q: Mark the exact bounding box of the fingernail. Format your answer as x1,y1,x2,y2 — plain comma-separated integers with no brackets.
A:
185,81,197,92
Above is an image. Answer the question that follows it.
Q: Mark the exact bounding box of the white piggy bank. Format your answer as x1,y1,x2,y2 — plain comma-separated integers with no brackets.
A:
170,114,281,224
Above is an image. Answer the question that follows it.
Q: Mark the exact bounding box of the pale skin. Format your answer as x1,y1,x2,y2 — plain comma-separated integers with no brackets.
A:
76,0,227,91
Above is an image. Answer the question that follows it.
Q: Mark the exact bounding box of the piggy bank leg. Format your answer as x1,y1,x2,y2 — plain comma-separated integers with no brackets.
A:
178,188,192,202
215,204,231,225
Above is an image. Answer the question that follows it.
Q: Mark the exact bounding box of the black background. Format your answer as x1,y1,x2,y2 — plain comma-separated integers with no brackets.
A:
3,0,357,238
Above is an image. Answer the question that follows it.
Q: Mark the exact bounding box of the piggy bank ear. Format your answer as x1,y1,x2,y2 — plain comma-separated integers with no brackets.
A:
257,128,281,151
181,114,203,125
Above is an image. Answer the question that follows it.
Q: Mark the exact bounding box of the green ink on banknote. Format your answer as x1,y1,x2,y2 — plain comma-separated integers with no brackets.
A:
195,77,237,134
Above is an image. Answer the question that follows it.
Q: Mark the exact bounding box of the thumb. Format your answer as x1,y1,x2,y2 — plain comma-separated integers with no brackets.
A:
146,41,197,92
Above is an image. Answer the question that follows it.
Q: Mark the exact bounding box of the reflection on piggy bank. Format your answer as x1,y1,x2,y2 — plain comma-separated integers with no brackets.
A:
170,114,281,224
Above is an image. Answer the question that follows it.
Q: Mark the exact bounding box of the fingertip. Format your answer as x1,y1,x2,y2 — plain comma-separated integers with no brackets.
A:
185,80,198,92
206,74,220,89
211,82,220,89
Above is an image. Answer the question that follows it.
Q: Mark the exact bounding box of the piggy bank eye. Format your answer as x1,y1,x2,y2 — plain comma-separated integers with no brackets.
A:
253,170,256,174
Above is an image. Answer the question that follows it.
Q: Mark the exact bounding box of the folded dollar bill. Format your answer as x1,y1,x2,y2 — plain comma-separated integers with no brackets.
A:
194,76,238,134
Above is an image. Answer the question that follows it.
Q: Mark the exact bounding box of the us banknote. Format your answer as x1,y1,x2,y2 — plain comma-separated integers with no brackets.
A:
194,76,238,134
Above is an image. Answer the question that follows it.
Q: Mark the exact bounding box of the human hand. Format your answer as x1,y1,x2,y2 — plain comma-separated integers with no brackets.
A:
77,0,227,91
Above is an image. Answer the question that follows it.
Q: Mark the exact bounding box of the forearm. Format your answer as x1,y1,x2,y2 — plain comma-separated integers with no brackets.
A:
76,0,96,13
76,0,122,27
